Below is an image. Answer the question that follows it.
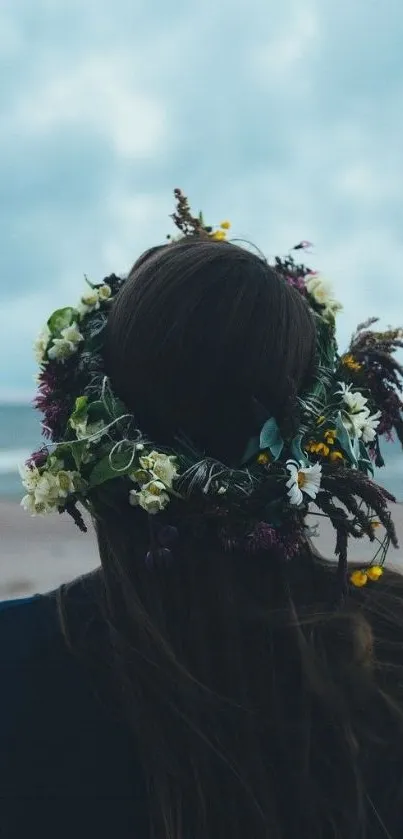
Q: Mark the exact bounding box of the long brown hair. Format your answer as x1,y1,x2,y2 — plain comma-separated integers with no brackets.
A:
59,238,403,838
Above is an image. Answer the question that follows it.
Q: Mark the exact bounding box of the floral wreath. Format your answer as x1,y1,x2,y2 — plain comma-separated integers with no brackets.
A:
22,189,403,593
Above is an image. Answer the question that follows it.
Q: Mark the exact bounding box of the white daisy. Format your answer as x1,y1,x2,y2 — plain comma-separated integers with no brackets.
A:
286,460,322,507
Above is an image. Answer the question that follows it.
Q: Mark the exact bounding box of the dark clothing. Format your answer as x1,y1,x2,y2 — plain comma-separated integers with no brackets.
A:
0,575,147,838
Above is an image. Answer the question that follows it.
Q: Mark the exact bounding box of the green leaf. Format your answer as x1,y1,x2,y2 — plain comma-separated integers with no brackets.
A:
70,441,88,470
49,443,76,471
87,399,108,423
358,440,374,475
89,450,135,488
47,307,77,335
335,413,358,466
290,434,309,466
240,435,260,465
69,395,88,425
259,418,284,461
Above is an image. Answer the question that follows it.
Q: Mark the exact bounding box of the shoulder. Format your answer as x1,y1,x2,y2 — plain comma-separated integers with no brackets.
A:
0,572,101,662
0,591,59,663
0,575,102,731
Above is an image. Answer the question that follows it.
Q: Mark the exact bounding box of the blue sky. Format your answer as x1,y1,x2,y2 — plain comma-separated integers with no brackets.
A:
1,0,403,401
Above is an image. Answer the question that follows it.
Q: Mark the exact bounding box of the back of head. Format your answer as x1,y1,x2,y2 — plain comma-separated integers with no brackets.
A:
95,240,400,839
28,195,403,839
104,238,316,463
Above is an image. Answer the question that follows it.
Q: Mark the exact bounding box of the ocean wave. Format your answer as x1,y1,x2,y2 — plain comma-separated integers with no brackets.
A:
0,449,29,475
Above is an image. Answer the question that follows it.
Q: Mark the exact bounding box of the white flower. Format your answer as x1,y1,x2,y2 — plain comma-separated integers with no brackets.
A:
19,463,40,493
56,470,77,498
21,493,40,515
78,284,111,315
21,494,53,516
361,410,382,443
48,322,83,361
47,339,74,360
338,382,368,416
62,323,83,343
139,455,155,471
78,290,100,315
98,284,112,301
337,383,380,441
33,472,60,504
129,479,170,514
148,451,178,488
305,275,342,320
20,461,79,514
286,460,322,507
33,324,51,363
343,413,366,439
138,450,179,489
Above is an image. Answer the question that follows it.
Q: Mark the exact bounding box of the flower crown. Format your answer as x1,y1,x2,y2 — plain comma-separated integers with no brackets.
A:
22,189,403,593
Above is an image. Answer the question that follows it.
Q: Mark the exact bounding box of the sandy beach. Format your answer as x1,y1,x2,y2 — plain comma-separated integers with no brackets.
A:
1,500,403,601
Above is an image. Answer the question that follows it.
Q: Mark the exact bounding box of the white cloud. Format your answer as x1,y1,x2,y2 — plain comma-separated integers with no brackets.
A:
1,54,168,159
1,0,403,401
252,1,320,88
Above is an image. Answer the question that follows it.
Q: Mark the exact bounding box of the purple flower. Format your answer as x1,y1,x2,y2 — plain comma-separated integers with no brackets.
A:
281,532,302,560
285,275,307,294
26,447,49,469
246,522,278,552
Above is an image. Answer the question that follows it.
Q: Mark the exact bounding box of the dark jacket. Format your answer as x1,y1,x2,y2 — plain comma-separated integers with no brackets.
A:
0,575,147,838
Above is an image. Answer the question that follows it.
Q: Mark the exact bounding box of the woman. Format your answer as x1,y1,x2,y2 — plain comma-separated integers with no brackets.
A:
1,193,403,839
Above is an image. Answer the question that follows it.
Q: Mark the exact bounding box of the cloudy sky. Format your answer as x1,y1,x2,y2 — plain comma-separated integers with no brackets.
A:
1,0,403,401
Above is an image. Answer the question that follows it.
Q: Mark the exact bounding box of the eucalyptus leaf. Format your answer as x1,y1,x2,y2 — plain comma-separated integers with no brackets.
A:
335,413,358,466
290,434,309,466
358,440,374,475
89,450,135,488
241,435,260,465
259,418,284,461
47,307,77,335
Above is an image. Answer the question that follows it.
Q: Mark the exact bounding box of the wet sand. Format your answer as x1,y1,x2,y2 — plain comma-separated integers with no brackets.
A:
1,500,403,600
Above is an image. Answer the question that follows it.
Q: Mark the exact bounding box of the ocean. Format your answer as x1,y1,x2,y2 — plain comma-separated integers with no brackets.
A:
0,403,402,501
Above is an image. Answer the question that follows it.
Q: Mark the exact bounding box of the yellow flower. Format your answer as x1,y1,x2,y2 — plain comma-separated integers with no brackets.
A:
316,415,325,426
257,452,270,465
329,450,343,462
350,570,368,588
211,229,226,241
370,520,381,530
324,429,336,444
367,565,384,581
316,442,330,457
342,354,362,373
220,220,231,230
